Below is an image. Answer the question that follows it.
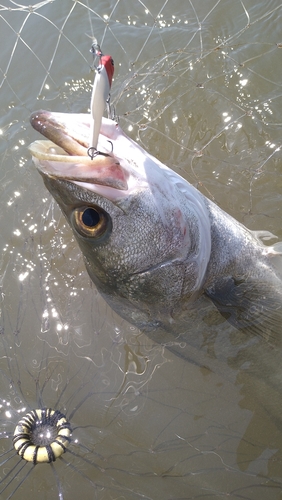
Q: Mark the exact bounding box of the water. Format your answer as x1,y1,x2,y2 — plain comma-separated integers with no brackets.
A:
0,1,282,498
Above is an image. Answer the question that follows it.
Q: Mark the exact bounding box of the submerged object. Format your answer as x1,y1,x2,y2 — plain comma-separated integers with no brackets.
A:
13,408,71,463
29,110,282,344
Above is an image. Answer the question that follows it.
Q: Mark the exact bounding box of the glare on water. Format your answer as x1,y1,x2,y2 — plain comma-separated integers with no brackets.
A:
0,1,282,499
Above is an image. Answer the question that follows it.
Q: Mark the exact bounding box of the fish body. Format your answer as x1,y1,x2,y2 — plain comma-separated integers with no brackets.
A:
29,111,282,345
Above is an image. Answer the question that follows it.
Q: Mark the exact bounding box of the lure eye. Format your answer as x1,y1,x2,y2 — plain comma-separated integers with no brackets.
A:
72,206,111,239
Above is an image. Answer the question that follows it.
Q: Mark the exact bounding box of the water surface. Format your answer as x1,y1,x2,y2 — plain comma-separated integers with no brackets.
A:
0,1,282,498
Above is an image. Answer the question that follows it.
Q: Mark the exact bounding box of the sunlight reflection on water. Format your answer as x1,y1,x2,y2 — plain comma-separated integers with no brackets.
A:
0,0,282,498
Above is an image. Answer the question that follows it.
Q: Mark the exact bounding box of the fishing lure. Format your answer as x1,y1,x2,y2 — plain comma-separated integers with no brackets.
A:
88,42,114,158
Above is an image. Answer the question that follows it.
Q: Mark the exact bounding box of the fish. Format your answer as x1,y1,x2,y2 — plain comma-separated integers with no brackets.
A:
28,109,282,436
29,110,282,351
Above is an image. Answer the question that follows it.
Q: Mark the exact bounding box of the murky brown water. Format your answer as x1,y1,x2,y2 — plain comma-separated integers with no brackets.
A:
0,1,282,499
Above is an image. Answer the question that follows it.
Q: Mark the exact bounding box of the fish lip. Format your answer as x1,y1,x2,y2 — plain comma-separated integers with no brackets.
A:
29,110,129,191
30,110,89,156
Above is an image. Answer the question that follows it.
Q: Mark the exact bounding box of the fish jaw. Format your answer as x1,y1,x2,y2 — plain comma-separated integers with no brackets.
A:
29,110,174,200
29,111,130,191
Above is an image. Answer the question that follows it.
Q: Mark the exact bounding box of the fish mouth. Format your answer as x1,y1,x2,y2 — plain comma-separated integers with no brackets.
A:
29,110,129,191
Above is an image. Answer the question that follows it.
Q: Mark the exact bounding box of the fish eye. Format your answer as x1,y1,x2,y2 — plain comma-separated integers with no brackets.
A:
72,206,111,239
82,208,100,227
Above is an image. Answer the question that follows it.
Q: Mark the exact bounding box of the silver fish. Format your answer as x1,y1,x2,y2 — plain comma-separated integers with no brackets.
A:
29,110,282,348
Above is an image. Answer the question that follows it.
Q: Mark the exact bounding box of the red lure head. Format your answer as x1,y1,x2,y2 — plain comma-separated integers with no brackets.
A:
100,55,114,87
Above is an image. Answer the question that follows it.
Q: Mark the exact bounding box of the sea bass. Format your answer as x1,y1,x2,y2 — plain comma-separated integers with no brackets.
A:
29,110,282,350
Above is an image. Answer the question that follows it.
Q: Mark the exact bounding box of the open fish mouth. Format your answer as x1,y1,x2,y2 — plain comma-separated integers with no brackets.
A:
29,110,129,191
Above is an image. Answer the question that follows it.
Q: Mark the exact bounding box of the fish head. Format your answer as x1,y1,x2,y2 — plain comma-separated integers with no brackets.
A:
29,111,211,328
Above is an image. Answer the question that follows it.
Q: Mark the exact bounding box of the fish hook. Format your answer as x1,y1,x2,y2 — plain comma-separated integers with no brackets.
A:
87,147,99,159
87,145,113,160
107,140,113,153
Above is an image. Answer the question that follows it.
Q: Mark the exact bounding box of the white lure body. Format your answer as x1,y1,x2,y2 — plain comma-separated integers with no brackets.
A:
89,55,114,151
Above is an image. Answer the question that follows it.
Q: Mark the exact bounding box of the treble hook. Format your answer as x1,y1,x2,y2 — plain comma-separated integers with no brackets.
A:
107,140,113,153
87,146,113,160
87,147,99,159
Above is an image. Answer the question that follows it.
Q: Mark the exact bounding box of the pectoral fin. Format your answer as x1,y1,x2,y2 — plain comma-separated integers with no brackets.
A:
205,276,282,345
